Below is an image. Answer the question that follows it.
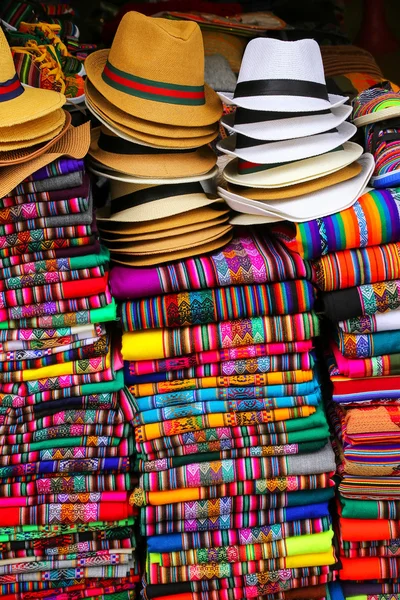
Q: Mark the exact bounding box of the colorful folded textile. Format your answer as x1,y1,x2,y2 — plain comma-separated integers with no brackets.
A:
338,310,400,333
336,328,400,358
330,342,400,378
323,280,400,321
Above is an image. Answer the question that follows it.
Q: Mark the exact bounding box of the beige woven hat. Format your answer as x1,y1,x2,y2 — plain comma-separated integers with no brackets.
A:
0,121,66,151
87,160,218,185
0,28,65,127
0,108,66,143
111,232,233,266
227,161,362,199
85,11,222,127
85,96,218,149
98,204,229,235
97,181,226,224
0,122,91,198
0,111,72,166
89,126,217,179
85,79,218,140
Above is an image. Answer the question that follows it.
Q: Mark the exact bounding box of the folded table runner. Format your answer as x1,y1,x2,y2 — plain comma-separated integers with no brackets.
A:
0,197,90,224
340,496,400,519
22,159,85,182
0,175,90,208
339,310,400,334
340,556,400,580
10,171,85,196
122,312,320,361
270,188,400,260
331,342,400,378
336,329,400,358
311,242,400,291
0,266,105,291
120,280,316,330
0,240,103,268
110,230,311,300
323,280,400,321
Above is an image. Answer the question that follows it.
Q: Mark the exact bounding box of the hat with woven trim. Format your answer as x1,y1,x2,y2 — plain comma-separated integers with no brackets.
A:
218,38,348,112
0,26,65,126
85,79,218,140
85,11,222,128
227,161,362,197
223,141,364,188
0,107,66,143
89,126,217,179
110,232,233,266
352,82,400,126
0,121,90,197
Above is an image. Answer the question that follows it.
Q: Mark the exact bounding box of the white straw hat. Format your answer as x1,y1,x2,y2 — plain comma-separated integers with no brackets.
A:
218,38,348,112
221,104,352,140
218,153,374,222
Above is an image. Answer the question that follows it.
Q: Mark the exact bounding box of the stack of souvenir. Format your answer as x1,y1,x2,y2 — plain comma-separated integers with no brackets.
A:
84,11,232,265
0,37,138,600
270,148,400,594
113,227,339,600
215,37,377,227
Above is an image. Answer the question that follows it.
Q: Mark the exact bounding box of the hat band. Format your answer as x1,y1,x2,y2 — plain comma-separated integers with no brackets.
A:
0,73,24,102
235,128,338,149
235,107,331,125
111,182,204,215
102,61,206,106
97,132,195,155
234,79,329,101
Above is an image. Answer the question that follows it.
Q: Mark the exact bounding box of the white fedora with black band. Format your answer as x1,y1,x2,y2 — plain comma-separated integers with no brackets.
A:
218,38,348,112
221,104,352,140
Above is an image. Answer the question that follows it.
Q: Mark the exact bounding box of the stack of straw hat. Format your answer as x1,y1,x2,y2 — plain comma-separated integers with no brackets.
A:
84,11,232,264
216,38,375,225
0,27,70,167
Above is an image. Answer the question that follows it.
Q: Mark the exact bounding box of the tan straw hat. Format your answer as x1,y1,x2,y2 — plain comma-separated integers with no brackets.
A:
0,108,66,143
89,126,217,179
85,80,218,139
97,181,226,224
0,28,65,126
0,111,72,166
110,232,233,266
85,11,222,127
227,161,362,199
0,121,65,151
0,122,90,198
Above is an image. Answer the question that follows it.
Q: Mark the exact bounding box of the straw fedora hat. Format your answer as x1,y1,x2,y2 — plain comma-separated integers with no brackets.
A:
218,153,374,222
98,204,229,235
85,80,218,140
0,111,72,166
111,232,233,266
96,181,226,224
217,121,356,164
227,161,362,199
85,11,222,127
0,28,65,127
218,38,348,112
85,95,218,149
89,126,217,179
0,122,90,198
87,160,218,185
0,108,66,143
0,121,66,151
223,141,364,188
221,105,352,141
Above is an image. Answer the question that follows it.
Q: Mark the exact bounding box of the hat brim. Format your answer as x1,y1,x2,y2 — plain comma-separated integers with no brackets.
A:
353,104,400,127
89,127,217,179
85,80,218,139
85,98,218,149
0,121,65,151
0,84,65,127
98,204,229,234
218,153,374,222
0,122,90,197
96,192,224,223
85,49,223,127
0,108,66,143
87,160,218,185
221,105,352,141
217,121,357,164
229,213,283,225
218,90,348,112
0,111,72,167
228,161,362,199
111,232,233,266
223,142,364,188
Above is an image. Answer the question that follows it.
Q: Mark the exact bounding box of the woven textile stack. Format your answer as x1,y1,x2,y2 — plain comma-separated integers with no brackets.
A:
111,227,339,600
0,36,139,600
270,90,400,596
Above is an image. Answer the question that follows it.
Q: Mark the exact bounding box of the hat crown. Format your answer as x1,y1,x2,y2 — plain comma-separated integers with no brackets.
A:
237,38,326,85
107,12,205,87
0,27,25,103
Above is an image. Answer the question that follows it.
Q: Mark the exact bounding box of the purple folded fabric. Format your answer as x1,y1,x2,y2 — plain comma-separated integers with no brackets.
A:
24,159,85,182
